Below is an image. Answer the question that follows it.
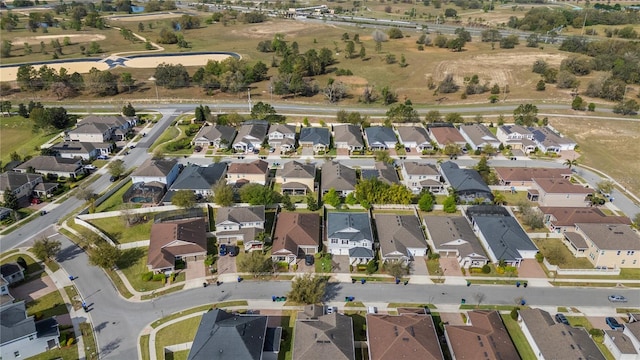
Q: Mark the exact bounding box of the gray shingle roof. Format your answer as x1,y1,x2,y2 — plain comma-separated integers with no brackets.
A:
576,223,640,251
194,124,237,144
132,158,179,178
299,127,331,146
440,161,492,198
396,126,431,144
365,126,396,146
216,206,265,225
349,247,374,258
403,162,439,176
188,309,268,360
277,161,315,179
0,301,37,345
0,172,41,191
333,124,363,147
375,214,428,257
327,212,372,241
268,124,296,136
15,156,82,173
321,161,357,192
423,216,487,260
293,310,355,360
170,163,227,191
459,124,499,147
69,122,111,135
234,121,269,145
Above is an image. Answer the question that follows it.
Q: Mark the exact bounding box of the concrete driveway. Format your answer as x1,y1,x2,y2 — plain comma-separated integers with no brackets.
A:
295,258,315,273
10,275,57,303
410,256,428,276
439,257,463,277
519,259,547,278
184,259,206,280
215,255,236,275
332,255,350,273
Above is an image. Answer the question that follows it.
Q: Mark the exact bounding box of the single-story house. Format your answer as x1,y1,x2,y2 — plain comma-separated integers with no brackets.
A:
444,310,519,360
192,124,237,149
530,126,577,153
271,213,320,265
274,161,316,195
293,305,355,360
439,161,493,203
375,214,428,264
333,124,364,153
458,124,501,151
169,163,228,196
423,216,489,269
232,120,269,153
14,156,84,179
427,126,466,149
321,161,357,196
367,313,444,360
147,218,207,273
396,125,433,152
364,126,397,150
50,141,113,160
496,125,536,153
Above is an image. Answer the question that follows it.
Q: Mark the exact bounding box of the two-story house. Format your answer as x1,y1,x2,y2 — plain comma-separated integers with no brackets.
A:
396,126,433,152
563,223,640,269
169,163,228,197
326,212,374,264
131,158,181,186
364,126,397,150
192,124,237,149
227,160,269,186
299,127,331,153
0,301,60,360
496,125,536,153
50,141,113,160
267,124,297,153
333,124,364,153
67,123,112,143
528,178,593,207
400,162,443,194
458,124,501,151
68,115,136,142
215,206,266,251
275,161,316,195
233,121,269,153
0,172,43,206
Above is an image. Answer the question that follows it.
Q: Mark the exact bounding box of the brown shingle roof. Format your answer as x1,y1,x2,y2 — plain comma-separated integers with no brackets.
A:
367,313,443,360
147,218,207,270
293,309,355,360
540,207,631,227
534,178,593,194
494,167,572,182
429,127,465,145
445,310,520,360
271,213,320,257
576,223,640,250
15,156,81,173
132,158,178,177
228,160,269,175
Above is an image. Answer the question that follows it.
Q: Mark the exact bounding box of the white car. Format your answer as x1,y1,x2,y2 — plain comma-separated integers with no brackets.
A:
84,165,97,170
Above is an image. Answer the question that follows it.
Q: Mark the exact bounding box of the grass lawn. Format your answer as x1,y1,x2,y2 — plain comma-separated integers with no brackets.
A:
388,303,437,309
315,253,333,273
166,350,189,360
140,335,151,360
79,322,98,360
346,313,368,341
501,314,537,360
26,291,68,319
497,191,533,206
24,344,79,360
279,310,297,360
426,258,442,276
155,316,202,359
116,247,164,292
95,182,134,212
0,249,19,257
88,215,153,244
0,253,42,277
149,126,179,153
0,116,61,166
533,238,594,269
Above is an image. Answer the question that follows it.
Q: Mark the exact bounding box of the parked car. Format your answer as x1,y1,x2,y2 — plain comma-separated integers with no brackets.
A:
109,175,118,182
325,306,337,314
228,246,238,257
305,254,315,266
40,210,47,216
84,165,97,171
606,317,624,330
31,198,42,205
97,155,109,160
608,295,628,303
555,313,569,325
219,244,227,256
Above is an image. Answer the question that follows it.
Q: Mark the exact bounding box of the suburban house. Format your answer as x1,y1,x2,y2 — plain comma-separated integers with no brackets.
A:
458,124,501,151
267,124,297,153
321,161,357,196
293,305,355,360
271,213,320,265
396,125,433,152
366,313,444,360
226,160,269,186
364,126,397,150
540,207,631,233
68,115,136,142
0,301,60,360
465,206,538,266
528,178,593,207
188,309,281,360
192,124,237,149
423,216,489,269
444,310,520,360
0,172,43,205
14,156,84,179
375,214,428,264
131,158,181,186
215,206,266,251
530,126,577,153
518,308,605,360
361,162,400,185
233,120,269,153
298,127,331,153
0,263,24,285
169,163,228,196
400,162,443,194
147,218,207,273
439,161,493,203
50,141,113,160
0,274,10,297
326,212,374,264
67,123,112,143
604,321,640,360
563,223,640,269
496,125,536,153
274,161,316,195
494,167,572,188
333,124,364,153
428,126,466,149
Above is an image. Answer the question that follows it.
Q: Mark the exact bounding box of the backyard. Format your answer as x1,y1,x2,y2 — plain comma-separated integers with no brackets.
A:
88,215,153,244
116,247,165,292
94,182,135,212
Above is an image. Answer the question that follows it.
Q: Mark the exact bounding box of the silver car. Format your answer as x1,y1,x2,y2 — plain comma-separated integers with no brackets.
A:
608,295,628,303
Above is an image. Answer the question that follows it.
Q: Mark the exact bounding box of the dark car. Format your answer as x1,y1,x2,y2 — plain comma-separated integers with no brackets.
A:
606,317,624,330
305,254,315,266
109,175,118,182
555,313,569,325
219,244,227,256
229,246,238,257
40,210,47,216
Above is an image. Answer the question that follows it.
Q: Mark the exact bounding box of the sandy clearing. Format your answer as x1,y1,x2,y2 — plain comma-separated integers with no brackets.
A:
0,61,110,82
108,13,183,22
432,53,566,86
11,34,106,45
232,20,334,39
123,54,232,68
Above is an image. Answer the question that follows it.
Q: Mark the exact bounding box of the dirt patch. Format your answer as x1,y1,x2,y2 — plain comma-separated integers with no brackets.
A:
432,53,566,87
11,34,106,45
231,20,336,39
124,54,232,68
335,76,369,87
0,61,109,82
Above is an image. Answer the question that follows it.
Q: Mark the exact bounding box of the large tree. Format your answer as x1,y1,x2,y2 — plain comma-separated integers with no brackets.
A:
171,190,197,208
88,242,122,269
3,188,18,210
513,103,538,126
322,188,341,207
108,159,126,178
211,180,234,206
237,251,272,277
32,237,61,262
239,183,279,206
287,273,326,304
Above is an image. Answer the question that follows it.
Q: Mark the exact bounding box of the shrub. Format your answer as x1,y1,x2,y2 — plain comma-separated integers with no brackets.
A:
481,264,491,274
142,272,153,281
60,332,67,344
535,252,544,263
589,328,604,337
67,337,74,346
152,273,165,281
510,307,520,320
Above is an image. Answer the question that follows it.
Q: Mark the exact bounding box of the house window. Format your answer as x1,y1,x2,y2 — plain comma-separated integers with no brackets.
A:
628,251,635,256
342,240,349,244
617,251,621,255
331,239,338,244
600,251,605,255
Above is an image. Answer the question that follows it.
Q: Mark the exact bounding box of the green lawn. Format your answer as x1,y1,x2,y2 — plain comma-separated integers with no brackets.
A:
346,313,367,341
315,253,333,273
95,182,134,212
116,247,164,292
88,215,153,244
0,253,42,277
155,316,202,360
533,238,594,269
501,314,537,360
140,335,151,360
26,291,68,319
24,344,79,360
0,115,61,166
79,322,98,360
149,126,180,153
426,258,442,276
279,311,297,360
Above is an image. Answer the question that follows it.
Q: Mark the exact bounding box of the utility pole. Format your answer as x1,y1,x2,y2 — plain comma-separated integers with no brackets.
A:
247,88,252,112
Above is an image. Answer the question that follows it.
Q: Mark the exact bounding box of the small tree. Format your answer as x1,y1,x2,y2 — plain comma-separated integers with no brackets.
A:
211,180,234,206
88,242,121,269
32,237,61,262
384,261,409,279
287,273,326,304
171,190,197,208
323,188,342,208
122,103,136,116
443,193,457,213
3,187,19,210
239,183,279,206
306,194,319,211
282,193,295,211
75,185,94,202
596,180,614,195
108,159,126,178
418,192,435,212
238,251,273,277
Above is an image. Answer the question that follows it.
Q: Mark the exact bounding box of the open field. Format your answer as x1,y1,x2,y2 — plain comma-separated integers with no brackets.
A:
0,116,60,166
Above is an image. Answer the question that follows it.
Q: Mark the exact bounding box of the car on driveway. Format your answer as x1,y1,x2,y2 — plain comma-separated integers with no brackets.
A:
219,244,227,256
606,317,624,330
228,246,238,257
555,313,569,325
608,295,628,303
305,254,315,266
97,155,109,160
